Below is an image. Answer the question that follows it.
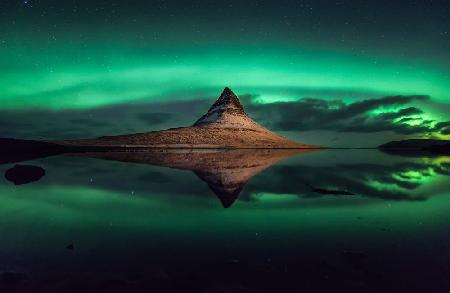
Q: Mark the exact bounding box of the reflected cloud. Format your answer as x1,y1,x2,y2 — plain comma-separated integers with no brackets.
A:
244,158,450,203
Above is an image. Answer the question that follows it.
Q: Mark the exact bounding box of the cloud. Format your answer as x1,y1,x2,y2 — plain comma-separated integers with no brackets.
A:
70,118,112,128
434,121,450,135
136,112,174,125
0,100,202,140
246,95,449,136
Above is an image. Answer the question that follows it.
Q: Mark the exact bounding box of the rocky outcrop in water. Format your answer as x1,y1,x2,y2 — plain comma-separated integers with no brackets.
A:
5,164,46,185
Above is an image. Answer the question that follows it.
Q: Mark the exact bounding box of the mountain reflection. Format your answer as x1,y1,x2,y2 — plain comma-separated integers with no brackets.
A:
70,149,308,207
1,148,449,208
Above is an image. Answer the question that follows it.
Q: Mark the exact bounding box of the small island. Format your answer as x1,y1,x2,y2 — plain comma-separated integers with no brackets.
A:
379,139,450,155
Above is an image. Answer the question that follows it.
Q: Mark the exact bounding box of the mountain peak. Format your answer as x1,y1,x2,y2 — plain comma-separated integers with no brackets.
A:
217,87,245,109
193,87,253,128
200,87,246,117
222,86,233,95
219,86,241,104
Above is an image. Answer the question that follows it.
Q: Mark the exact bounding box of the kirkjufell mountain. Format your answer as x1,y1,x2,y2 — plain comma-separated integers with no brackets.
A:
59,87,314,149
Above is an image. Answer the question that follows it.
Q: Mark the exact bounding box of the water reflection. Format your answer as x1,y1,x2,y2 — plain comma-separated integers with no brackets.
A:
244,157,450,202
1,148,450,292
69,149,450,205
2,147,449,207
71,149,306,207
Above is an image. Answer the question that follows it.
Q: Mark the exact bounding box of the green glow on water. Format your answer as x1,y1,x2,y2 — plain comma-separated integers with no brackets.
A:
1,151,449,235
0,183,449,253
0,149,448,286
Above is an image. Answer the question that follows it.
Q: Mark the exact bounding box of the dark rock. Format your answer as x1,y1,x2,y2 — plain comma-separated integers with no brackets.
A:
5,164,46,185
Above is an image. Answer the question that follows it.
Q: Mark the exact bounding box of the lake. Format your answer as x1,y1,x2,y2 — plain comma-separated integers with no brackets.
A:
0,149,449,292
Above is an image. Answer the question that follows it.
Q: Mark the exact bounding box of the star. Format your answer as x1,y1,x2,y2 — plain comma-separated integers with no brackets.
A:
23,0,33,7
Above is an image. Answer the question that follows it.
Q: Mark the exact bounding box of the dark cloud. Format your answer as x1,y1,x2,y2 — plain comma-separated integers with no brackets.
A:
434,121,450,135
440,128,450,135
0,100,203,140
136,112,174,125
247,95,449,136
70,118,111,128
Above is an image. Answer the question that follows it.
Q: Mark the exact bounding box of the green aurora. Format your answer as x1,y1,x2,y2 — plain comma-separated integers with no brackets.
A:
1,2,450,290
1,46,449,110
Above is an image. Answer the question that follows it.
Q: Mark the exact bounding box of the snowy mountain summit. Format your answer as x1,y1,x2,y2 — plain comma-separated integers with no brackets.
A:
194,87,270,131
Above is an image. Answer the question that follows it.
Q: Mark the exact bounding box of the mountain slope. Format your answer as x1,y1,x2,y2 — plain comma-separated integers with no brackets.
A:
59,87,314,149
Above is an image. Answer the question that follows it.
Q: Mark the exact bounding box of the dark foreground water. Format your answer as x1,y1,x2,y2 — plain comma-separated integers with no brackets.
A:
0,149,449,292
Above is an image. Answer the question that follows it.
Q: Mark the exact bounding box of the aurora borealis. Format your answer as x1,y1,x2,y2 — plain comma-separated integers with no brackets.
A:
2,2,450,290
1,0,449,146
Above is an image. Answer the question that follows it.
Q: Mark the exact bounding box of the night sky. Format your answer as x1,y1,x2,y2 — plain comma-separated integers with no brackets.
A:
1,0,449,147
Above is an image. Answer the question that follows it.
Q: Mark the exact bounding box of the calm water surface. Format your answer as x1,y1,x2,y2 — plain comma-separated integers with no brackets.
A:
0,149,449,292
